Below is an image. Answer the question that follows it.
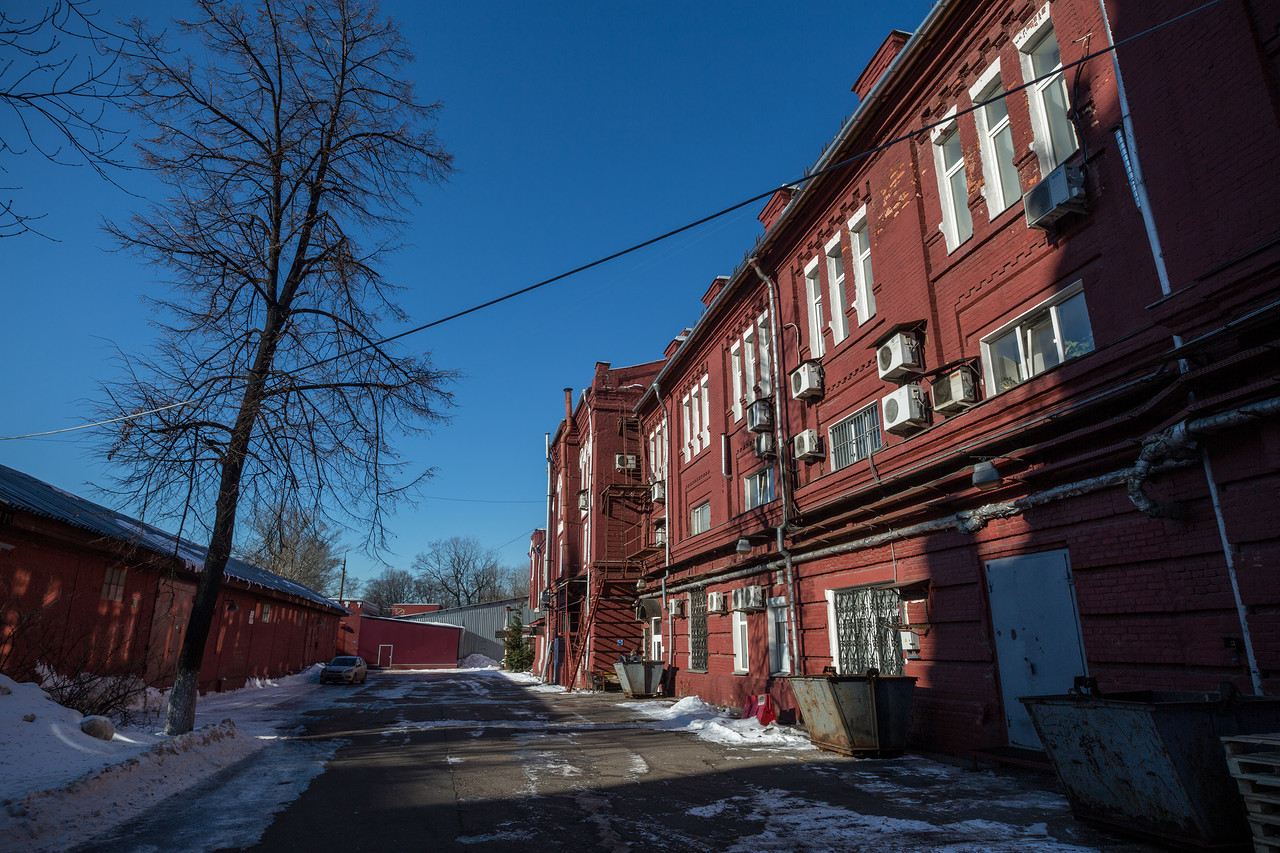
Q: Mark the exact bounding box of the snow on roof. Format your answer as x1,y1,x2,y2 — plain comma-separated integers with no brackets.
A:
0,464,345,614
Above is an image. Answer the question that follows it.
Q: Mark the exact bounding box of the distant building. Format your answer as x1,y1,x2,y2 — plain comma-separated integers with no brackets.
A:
0,464,345,693
401,597,531,664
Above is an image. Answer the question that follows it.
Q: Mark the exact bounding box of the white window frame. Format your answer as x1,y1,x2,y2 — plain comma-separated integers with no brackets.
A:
931,108,973,252
969,59,1022,217
681,394,692,462
651,616,663,661
846,205,876,325
690,501,711,536
824,234,850,345
699,376,711,450
744,467,775,510
981,282,1094,394
732,610,750,673
755,312,773,396
804,257,826,358
768,597,791,675
1015,6,1078,175
730,342,744,421
742,328,757,404
828,403,883,472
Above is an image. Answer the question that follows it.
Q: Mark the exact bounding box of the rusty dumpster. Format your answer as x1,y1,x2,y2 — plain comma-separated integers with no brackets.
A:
1021,689,1280,849
789,672,916,757
614,659,665,698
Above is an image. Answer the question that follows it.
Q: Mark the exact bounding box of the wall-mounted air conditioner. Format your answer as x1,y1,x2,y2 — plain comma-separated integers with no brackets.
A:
790,361,824,401
732,585,766,612
932,367,978,414
746,398,774,433
1024,162,1087,230
669,597,686,617
882,384,928,435
877,331,922,382
576,489,589,511
651,480,666,503
615,453,639,471
754,432,776,459
793,428,825,461
707,591,728,614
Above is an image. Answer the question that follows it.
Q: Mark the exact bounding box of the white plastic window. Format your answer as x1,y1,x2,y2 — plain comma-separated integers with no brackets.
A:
847,206,876,324
825,234,850,345
1017,9,1078,174
804,257,826,358
733,610,749,673
970,60,1022,216
983,284,1094,393
932,111,973,252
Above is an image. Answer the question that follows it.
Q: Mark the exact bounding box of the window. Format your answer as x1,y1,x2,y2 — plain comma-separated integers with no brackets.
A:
829,404,883,471
681,376,711,459
101,567,126,602
744,467,775,510
970,60,1022,216
728,312,773,420
847,206,876,324
825,235,850,345
932,111,973,251
690,501,711,536
732,610,750,673
261,603,271,623
768,598,791,675
983,285,1094,393
804,258,826,357
827,586,904,676
689,589,708,672
648,422,666,480
650,616,663,661
1017,8,1078,173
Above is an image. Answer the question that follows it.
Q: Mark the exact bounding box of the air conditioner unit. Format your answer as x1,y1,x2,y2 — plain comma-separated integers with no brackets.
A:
1024,162,1088,230
650,480,666,503
732,585,766,612
746,398,774,433
707,591,728,614
793,428,825,461
615,453,639,471
790,361,824,401
882,384,928,435
931,367,978,414
754,432,777,459
576,489,589,511
877,331,922,382
669,597,686,617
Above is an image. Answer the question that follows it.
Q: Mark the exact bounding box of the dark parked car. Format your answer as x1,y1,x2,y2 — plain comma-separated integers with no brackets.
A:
319,655,367,684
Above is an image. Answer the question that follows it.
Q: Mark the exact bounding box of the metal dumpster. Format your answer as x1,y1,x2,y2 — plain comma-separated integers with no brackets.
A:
614,659,665,698
789,672,916,757
1021,689,1280,849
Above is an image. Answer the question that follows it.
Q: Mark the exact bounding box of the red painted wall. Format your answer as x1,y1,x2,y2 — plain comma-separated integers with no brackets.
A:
356,616,462,669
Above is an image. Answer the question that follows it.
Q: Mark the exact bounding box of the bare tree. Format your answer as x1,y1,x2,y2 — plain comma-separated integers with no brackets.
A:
236,504,344,597
359,567,428,614
411,536,523,609
0,0,134,237
93,0,455,735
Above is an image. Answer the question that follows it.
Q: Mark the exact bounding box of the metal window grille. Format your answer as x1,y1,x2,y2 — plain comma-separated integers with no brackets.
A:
833,587,904,675
689,588,708,671
830,405,883,471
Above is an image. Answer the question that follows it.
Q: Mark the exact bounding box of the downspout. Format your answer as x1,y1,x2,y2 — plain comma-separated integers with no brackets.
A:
752,260,802,674
1102,0,1263,694
541,431,553,681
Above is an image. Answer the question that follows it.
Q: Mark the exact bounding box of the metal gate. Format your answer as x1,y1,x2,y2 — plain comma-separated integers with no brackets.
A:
689,589,708,671
833,586,904,675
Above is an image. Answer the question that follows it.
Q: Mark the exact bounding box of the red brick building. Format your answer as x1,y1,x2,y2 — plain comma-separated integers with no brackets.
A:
553,0,1280,757
0,464,346,694
534,360,664,688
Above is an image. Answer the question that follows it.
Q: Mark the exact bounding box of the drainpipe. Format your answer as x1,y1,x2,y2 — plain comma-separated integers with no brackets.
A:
1126,396,1280,694
752,260,802,674
541,432,554,681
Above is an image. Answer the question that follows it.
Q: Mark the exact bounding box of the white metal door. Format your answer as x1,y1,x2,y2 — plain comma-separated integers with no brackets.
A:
985,550,1087,749
377,644,393,668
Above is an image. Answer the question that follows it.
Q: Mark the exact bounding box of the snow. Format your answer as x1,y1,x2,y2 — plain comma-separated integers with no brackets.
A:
625,695,816,750
457,653,500,669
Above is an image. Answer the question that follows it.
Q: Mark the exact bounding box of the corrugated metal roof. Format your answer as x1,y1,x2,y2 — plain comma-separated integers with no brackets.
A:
0,463,345,613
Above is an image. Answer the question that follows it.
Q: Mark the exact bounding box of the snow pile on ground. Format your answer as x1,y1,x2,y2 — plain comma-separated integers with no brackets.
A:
625,696,815,750
499,670,568,693
458,654,500,669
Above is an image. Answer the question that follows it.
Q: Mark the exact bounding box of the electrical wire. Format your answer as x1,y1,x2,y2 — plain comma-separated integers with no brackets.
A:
0,0,1226,443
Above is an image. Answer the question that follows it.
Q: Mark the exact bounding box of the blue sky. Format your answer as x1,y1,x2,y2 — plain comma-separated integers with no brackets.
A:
0,1,934,590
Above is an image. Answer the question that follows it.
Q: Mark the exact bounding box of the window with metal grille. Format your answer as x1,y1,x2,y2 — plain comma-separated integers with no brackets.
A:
832,586,904,675
829,404,882,471
689,588,708,672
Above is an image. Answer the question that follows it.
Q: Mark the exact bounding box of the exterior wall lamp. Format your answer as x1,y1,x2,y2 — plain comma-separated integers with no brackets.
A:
735,538,752,554
972,459,1003,491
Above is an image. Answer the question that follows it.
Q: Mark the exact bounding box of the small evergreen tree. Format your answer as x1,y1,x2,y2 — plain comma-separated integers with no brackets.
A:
502,614,534,672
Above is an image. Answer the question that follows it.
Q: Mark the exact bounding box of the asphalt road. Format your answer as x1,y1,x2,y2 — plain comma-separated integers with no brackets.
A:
74,671,1161,852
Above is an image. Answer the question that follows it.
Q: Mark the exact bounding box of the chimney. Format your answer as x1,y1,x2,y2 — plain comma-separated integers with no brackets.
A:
758,187,795,231
664,328,693,359
852,30,911,101
564,388,573,420
701,275,730,308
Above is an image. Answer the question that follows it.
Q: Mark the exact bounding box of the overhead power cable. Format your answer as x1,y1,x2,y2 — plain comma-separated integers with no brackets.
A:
0,0,1225,443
